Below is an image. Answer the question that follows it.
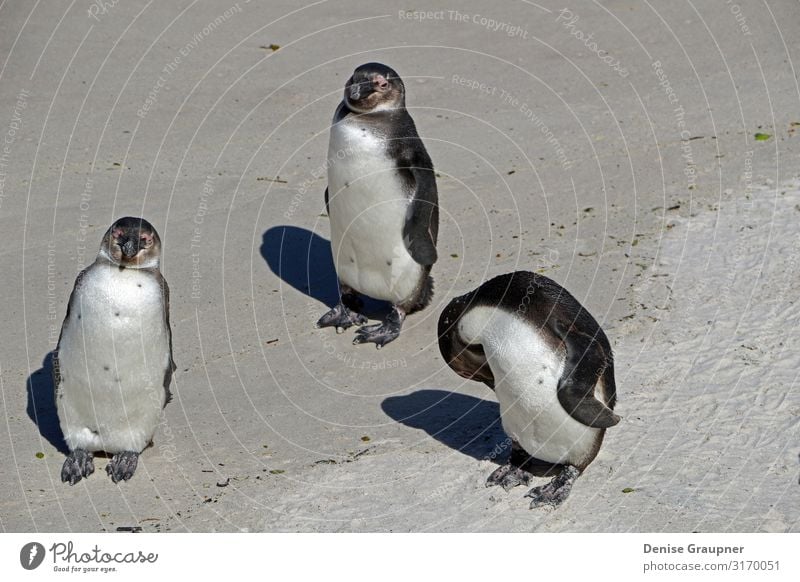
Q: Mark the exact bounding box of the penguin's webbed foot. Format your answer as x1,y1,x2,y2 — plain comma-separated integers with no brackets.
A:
352,307,405,349
61,449,95,485
486,464,533,491
525,465,580,509
352,323,401,348
106,451,139,483
316,303,368,333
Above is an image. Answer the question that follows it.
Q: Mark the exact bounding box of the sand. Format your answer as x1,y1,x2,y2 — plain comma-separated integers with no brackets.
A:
0,0,798,532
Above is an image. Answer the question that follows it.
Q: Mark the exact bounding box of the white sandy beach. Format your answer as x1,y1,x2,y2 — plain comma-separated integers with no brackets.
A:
0,0,798,532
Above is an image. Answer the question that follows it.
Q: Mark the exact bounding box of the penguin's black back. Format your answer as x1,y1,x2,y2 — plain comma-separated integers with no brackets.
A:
439,271,616,409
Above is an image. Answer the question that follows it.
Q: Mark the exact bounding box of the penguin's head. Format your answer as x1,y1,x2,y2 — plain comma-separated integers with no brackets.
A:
438,294,496,389
344,62,405,114
100,217,162,269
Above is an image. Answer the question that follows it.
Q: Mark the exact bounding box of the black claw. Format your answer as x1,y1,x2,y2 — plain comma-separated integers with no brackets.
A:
106,451,139,483
486,464,533,491
316,302,367,331
524,465,580,509
61,449,95,485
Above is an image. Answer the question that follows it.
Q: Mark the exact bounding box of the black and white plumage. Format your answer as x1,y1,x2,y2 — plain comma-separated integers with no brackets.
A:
54,217,175,484
438,271,620,508
317,62,439,348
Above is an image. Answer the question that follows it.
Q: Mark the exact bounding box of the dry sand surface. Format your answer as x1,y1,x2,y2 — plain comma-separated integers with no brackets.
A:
1,0,799,532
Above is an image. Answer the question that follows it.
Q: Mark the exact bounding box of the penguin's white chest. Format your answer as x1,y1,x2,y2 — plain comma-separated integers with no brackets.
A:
56,265,170,453
327,119,422,303
458,307,600,466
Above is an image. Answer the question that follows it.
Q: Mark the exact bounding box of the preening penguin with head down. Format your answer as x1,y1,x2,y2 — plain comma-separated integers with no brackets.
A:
317,62,439,348
438,271,620,508
54,217,175,484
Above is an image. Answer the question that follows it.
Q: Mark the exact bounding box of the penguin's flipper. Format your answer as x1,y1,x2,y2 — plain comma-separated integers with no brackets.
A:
551,319,620,429
53,267,90,394
157,273,176,406
402,166,438,266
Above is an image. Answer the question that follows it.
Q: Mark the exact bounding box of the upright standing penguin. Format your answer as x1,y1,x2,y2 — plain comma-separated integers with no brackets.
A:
54,217,175,484
317,62,439,348
438,271,620,508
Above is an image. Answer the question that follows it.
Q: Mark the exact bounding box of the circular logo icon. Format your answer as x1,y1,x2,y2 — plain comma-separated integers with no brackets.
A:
20,542,46,570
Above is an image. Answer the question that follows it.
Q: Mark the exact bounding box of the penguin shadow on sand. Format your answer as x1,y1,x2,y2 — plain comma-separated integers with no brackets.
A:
382,389,507,462
261,225,390,318
383,389,563,477
26,352,68,454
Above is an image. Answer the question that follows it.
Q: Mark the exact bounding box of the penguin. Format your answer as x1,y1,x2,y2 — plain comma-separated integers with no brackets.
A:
437,271,620,508
53,217,175,484
317,62,439,348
